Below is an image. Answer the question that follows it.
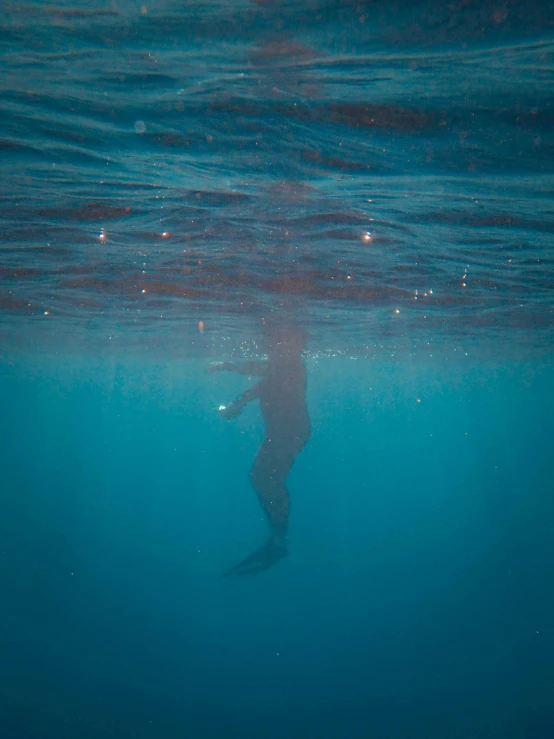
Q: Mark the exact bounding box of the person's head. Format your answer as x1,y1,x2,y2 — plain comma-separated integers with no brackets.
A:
262,321,307,355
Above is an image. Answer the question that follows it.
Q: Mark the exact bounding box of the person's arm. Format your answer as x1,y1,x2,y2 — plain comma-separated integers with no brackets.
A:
207,361,268,376
219,380,264,419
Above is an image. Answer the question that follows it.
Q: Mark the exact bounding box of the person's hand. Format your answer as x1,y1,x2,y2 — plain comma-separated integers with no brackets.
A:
218,403,242,420
206,362,228,375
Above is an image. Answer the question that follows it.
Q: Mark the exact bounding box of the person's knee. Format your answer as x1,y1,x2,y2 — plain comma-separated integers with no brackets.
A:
250,465,288,498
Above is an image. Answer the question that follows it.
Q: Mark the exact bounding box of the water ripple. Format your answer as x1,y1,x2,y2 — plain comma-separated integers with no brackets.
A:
1,0,553,356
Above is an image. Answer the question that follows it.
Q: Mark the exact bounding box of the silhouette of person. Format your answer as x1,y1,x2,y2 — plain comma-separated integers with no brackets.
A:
207,324,311,576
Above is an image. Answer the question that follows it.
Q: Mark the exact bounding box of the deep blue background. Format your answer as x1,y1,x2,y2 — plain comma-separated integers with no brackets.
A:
1,354,553,738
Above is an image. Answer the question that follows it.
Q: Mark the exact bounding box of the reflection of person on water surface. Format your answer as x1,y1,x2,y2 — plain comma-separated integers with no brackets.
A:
207,325,311,576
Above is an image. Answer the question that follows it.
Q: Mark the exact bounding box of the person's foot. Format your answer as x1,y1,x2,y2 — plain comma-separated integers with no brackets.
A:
222,539,287,577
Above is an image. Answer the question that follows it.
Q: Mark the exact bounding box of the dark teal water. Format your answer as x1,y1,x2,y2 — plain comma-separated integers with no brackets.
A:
1,1,554,737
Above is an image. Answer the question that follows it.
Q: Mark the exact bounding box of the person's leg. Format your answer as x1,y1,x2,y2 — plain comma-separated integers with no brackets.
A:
222,433,308,577
250,438,296,546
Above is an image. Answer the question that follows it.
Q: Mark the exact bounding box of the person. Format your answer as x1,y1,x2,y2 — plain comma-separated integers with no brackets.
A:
207,325,311,576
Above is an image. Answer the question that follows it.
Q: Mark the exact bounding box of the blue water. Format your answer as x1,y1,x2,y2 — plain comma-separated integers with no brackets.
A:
1,1,554,737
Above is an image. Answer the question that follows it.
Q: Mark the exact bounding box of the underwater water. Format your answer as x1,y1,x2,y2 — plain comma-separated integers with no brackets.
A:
1,0,554,737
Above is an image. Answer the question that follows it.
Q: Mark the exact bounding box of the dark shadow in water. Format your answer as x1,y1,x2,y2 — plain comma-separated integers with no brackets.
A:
208,321,311,576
